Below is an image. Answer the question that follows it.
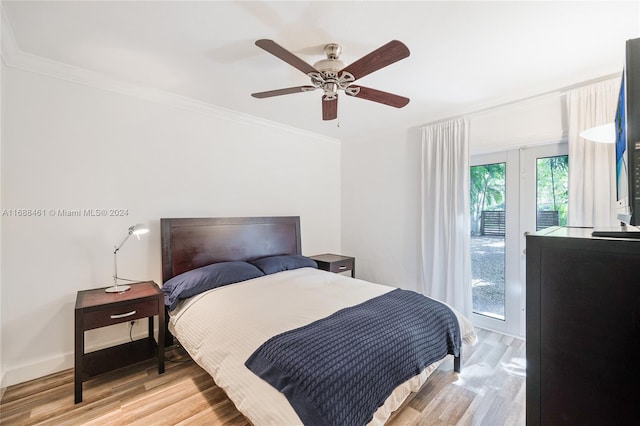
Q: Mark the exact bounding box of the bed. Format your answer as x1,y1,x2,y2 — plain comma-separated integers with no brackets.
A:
161,216,476,425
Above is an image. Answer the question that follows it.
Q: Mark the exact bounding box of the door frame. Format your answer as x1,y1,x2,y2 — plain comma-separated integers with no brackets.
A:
518,142,568,336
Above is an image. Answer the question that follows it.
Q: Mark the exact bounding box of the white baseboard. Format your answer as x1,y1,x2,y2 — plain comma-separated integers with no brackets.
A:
2,329,154,388
3,352,75,388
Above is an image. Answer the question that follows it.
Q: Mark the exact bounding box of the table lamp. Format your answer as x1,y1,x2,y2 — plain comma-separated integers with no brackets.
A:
105,224,149,293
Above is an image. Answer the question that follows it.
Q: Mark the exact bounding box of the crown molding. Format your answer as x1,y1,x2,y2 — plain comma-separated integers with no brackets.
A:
0,9,340,145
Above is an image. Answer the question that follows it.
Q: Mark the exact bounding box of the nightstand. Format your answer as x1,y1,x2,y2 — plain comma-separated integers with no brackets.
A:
309,254,355,278
74,281,165,403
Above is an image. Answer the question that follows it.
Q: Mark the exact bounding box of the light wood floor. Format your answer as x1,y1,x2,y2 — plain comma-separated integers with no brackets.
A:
0,328,525,425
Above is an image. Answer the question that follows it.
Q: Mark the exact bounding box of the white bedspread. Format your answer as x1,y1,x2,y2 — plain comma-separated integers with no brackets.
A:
169,267,476,425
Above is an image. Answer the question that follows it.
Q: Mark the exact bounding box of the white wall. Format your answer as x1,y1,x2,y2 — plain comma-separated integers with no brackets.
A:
469,93,565,154
341,92,567,294
342,128,422,292
1,64,342,386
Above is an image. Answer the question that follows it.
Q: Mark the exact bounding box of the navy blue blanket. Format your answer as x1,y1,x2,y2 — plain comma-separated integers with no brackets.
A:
245,288,461,426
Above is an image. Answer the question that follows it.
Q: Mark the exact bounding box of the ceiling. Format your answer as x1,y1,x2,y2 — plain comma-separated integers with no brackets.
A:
2,1,639,141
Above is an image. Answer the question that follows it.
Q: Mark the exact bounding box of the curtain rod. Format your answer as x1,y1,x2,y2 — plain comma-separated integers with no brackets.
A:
421,71,622,128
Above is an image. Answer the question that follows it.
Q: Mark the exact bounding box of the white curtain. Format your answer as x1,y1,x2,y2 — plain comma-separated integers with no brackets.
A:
567,77,621,227
420,118,471,318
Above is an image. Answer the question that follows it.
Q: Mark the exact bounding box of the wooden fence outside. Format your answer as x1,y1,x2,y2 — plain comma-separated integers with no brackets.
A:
480,211,505,236
480,210,559,235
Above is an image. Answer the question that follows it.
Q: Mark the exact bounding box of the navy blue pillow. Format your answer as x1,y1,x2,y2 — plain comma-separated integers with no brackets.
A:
251,254,318,275
163,261,264,310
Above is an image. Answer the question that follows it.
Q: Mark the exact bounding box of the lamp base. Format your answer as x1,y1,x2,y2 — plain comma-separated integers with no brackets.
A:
105,284,131,293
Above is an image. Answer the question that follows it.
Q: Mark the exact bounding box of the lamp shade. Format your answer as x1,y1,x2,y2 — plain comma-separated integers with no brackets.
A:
579,122,615,143
130,224,149,235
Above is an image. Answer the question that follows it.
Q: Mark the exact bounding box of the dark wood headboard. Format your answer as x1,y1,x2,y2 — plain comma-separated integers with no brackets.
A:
160,216,302,282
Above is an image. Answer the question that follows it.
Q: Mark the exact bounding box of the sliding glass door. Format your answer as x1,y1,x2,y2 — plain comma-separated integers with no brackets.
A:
470,143,568,336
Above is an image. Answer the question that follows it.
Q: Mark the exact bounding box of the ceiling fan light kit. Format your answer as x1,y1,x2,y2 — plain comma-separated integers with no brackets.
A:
251,39,410,121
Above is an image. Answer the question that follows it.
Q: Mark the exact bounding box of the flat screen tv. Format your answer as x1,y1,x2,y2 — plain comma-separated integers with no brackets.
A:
615,70,629,222
615,38,640,226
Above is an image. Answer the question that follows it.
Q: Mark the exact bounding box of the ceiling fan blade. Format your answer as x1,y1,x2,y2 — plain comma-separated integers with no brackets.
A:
322,95,338,121
340,40,410,80
255,39,318,75
252,86,316,98
346,85,410,108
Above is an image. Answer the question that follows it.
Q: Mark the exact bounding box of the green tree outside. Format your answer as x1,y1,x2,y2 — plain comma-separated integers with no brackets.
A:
470,163,505,235
469,156,569,233
536,155,569,226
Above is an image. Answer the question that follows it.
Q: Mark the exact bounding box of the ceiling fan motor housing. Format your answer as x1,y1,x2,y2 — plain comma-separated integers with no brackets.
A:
310,43,356,99
313,43,345,72
313,58,346,73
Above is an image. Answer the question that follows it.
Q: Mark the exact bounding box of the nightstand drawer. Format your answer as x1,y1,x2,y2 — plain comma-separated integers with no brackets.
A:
83,300,158,330
328,259,353,273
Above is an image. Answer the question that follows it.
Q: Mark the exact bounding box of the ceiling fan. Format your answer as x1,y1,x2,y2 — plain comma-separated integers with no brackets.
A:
251,39,410,121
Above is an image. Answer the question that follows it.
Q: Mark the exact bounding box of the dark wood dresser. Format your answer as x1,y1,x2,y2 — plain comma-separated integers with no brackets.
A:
526,227,640,425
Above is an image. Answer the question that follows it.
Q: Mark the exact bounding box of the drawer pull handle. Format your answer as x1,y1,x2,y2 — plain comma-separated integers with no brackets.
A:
110,310,136,319
339,266,347,270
